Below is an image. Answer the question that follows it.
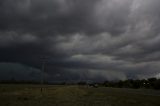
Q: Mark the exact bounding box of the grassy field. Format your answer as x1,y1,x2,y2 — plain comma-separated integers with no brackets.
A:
0,84,160,106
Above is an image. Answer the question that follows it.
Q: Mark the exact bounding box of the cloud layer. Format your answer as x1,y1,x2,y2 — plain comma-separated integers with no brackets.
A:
0,0,160,81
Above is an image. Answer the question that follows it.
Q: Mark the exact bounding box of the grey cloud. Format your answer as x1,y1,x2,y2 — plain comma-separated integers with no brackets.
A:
0,63,41,81
1,0,160,81
0,0,100,35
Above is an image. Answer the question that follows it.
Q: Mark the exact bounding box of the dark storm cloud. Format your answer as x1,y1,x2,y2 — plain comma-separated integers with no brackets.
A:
0,0,100,35
1,0,160,81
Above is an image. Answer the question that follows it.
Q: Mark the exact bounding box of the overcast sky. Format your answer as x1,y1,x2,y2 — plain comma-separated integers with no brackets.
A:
0,0,160,81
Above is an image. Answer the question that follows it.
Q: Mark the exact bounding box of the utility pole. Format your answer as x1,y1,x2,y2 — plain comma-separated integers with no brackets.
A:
41,60,45,93
39,55,50,94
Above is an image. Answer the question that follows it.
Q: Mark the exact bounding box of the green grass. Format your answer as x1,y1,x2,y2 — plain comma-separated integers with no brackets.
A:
0,84,160,106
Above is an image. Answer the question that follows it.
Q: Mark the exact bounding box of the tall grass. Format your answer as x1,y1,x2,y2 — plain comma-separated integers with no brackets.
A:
0,85,160,106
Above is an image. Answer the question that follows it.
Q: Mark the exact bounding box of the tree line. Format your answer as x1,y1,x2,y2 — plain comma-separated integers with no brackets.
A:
0,77,160,90
77,78,160,90
103,78,160,89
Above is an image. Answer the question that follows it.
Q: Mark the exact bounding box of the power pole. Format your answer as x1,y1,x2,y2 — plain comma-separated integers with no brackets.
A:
39,55,49,94
41,60,45,93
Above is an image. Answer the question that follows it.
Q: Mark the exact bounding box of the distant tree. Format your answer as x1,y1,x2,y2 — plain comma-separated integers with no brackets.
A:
78,81,87,85
148,78,157,88
117,80,124,88
148,78,157,82
153,79,160,90
103,81,110,87
132,80,141,89
123,80,133,88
